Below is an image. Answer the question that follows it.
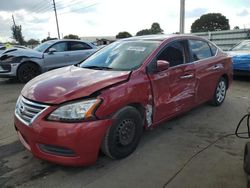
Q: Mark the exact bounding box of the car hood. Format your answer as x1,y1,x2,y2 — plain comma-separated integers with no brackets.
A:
21,66,131,104
1,48,43,59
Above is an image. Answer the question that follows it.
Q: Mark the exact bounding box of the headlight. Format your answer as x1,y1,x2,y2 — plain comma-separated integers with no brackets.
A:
47,99,101,122
0,55,22,63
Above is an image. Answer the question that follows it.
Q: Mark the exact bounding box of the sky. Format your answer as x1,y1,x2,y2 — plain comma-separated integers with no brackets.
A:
0,0,250,42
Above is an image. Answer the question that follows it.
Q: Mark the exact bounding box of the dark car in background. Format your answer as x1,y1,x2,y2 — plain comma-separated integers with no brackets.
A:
227,40,250,76
0,39,97,82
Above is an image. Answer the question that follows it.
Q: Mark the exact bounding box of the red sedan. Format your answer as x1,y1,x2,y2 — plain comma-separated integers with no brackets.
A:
14,35,233,166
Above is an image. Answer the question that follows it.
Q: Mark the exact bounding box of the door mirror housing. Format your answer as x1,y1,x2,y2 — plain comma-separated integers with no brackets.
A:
156,60,169,72
48,48,57,54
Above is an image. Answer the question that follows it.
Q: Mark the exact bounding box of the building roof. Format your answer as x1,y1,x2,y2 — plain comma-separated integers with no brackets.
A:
81,36,116,42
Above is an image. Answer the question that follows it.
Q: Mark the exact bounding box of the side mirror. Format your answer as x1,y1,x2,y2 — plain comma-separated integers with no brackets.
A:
48,48,57,54
156,60,169,72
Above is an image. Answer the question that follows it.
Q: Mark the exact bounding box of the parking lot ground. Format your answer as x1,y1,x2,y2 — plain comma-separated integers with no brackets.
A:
0,77,250,188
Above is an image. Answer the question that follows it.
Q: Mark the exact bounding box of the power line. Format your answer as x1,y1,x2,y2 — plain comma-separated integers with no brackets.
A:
35,5,53,14
30,0,51,12
33,2,53,13
30,0,48,10
57,0,89,10
58,3,99,15
56,0,84,7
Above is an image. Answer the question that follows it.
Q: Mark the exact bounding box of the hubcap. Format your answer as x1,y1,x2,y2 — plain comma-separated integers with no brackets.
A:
216,81,226,103
117,119,136,146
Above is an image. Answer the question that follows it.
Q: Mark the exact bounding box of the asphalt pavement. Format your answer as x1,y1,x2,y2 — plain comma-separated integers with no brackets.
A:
0,77,249,188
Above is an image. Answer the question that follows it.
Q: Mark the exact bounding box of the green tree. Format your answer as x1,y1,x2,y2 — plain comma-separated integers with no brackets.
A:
11,25,25,45
136,29,152,36
41,37,57,43
27,39,40,45
234,26,240,30
136,22,163,36
63,34,80,40
150,22,163,34
116,31,132,39
191,13,230,33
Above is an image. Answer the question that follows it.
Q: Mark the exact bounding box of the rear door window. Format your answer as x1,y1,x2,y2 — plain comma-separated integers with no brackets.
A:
69,42,92,51
189,40,212,61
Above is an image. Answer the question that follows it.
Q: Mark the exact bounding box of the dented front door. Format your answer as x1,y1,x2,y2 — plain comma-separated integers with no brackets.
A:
148,40,195,123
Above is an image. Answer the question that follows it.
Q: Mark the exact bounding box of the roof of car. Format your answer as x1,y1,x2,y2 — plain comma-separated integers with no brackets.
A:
47,39,90,42
62,39,85,41
121,34,206,42
43,39,96,47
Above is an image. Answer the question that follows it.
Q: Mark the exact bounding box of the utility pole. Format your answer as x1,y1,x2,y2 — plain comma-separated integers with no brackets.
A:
179,0,185,34
52,0,60,39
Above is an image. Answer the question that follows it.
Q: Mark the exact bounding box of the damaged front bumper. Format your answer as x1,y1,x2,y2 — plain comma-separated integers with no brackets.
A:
0,63,20,78
14,115,112,166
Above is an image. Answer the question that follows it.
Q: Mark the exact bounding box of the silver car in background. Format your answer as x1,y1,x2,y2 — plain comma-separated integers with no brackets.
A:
0,39,97,82
0,45,6,54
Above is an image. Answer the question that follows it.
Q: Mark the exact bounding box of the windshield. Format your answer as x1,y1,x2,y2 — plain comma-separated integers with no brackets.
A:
80,40,160,71
34,41,55,52
231,41,250,51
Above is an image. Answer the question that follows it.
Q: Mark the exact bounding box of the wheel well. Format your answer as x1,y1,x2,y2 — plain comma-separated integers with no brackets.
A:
221,74,229,89
129,103,146,124
18,61,41,73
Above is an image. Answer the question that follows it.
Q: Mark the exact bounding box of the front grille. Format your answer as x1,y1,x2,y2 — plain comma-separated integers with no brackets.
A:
15,96,49,126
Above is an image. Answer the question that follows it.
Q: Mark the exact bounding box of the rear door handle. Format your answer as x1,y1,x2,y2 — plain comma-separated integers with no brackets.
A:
180,74,193,79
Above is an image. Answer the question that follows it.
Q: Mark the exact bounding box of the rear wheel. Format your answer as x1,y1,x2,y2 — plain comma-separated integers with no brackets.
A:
211,77,227,106
17,63,40,83
101,106,143,159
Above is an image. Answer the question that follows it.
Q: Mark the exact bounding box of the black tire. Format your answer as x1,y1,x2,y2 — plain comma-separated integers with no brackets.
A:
244,142,250,174
211,77,227,106
101,106,143,159
17,63,40,83
247,176,250,188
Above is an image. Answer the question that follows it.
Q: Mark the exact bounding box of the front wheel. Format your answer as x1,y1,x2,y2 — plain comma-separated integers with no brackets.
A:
211,77,227,106
17,63,40,83
101,106,143,159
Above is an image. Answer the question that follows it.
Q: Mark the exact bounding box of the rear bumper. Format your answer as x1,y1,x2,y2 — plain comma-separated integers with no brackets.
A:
14,115,112,166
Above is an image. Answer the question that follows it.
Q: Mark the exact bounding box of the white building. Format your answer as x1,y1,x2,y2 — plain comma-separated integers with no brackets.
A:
81,36,116,45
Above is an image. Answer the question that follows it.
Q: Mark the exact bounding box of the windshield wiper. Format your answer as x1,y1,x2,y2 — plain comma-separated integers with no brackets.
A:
82,66,113,70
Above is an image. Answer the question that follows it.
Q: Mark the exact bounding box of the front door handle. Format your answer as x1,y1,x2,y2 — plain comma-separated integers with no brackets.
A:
212,65,220,70
208,64,223,71
180,74,193,79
